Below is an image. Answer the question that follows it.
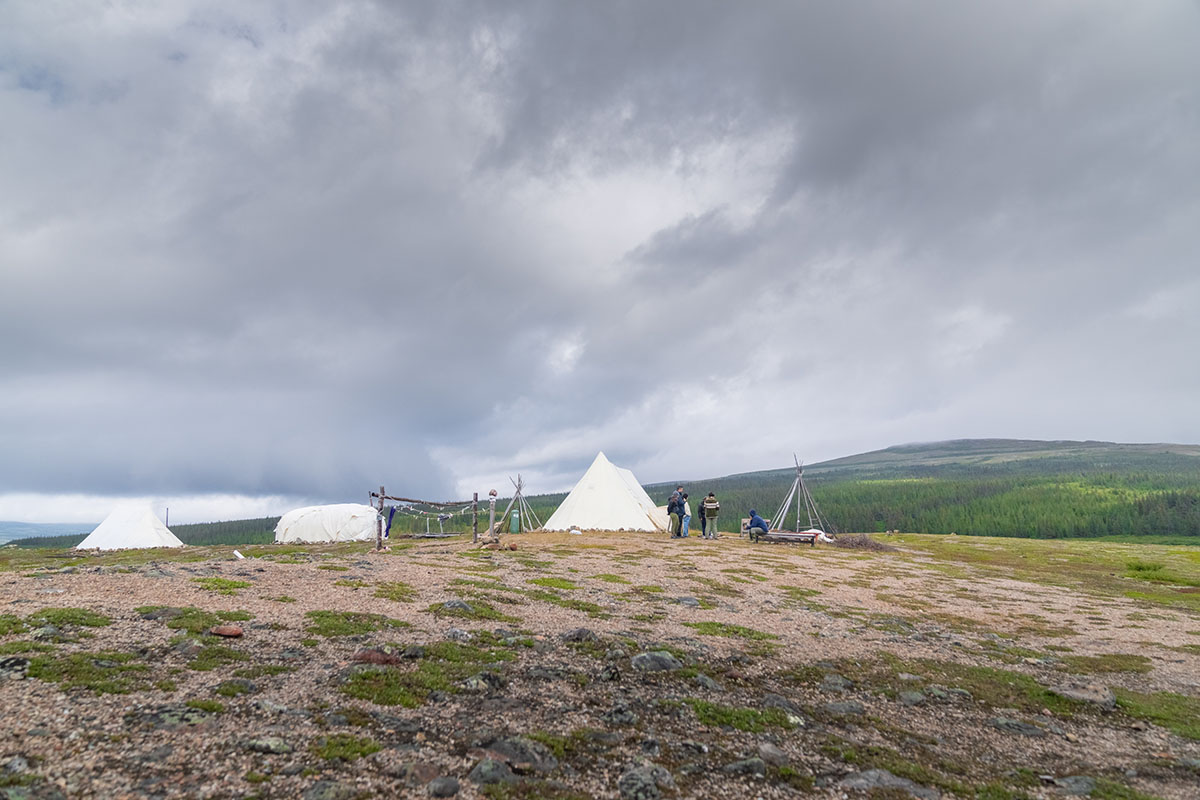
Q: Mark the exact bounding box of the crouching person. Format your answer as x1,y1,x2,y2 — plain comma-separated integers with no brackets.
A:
747,509,769,543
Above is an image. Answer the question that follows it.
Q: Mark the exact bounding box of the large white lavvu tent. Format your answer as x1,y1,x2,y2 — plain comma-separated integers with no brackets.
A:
76,504,185,550
542,452,669,532
274,504,379,544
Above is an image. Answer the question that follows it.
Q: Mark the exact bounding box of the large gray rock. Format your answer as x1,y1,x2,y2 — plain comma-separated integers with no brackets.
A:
426,776,460,797
1048,683,1116,711
617,763,675,800
302,782,358,800
467,758,515,785
631,651,683,672
989,717,1047,737
1055,776,1096,795
245,737,292,754
561,627,598,642
487,736,559,773
839,769,939,799
722,757,766,777
757,742,789,767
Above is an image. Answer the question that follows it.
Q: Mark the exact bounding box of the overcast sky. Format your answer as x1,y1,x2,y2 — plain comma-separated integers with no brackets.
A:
2,1,1198,524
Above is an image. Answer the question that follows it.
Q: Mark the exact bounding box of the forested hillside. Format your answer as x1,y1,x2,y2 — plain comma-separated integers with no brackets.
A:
640,440,1200,540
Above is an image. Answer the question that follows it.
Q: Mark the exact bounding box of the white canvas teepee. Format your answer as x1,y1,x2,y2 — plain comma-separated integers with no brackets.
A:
542,452,669,532
274,504,378,544
76,504,185,550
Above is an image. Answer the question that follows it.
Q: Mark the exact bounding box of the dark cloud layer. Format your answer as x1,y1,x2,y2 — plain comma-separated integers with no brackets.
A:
2,1,1198,517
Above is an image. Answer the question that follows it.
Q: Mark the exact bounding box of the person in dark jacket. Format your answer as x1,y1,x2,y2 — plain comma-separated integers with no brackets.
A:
667,485,683,538
747,509,769,542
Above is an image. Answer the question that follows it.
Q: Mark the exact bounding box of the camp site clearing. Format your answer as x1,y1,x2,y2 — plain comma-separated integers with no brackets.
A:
1,531,1197,799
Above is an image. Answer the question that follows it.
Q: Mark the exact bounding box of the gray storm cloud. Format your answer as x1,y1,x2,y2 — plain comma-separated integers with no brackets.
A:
2,1,1198,515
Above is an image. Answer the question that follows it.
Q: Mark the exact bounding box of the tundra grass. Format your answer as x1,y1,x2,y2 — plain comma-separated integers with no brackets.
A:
340,641,514,707
373,581,418,602
305,610,411,637
191,577,252,595
685,699,794,732
26,607,112,628
310,733,381,761
424,599,520,624
1114,688,1200,740
681,621,779,641
27,651,150,694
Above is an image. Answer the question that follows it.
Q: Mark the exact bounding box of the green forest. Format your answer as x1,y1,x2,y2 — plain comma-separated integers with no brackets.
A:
9,440,1200,547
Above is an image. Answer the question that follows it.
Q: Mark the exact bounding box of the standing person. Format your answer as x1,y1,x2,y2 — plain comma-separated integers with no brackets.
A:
667,485,683,538
746,509,769,542
680,493,691,538
701,492,720,539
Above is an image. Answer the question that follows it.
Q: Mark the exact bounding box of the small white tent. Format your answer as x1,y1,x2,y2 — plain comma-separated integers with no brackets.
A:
76,504,185,551
542,452,669,532
274,504,379,544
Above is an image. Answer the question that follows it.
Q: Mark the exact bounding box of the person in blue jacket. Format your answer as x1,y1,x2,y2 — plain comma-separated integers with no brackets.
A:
747,509,769,542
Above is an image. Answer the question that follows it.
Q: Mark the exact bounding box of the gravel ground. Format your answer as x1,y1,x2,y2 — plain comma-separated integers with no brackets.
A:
1,531,1198,799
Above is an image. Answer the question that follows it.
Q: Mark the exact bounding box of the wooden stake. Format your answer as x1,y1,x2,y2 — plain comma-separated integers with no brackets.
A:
472,493,478,543
376,485,385,551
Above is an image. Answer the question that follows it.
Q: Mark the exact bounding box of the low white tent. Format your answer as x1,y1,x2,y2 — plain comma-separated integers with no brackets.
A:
274,504,379,544
542,452,669,532
76,504,185,551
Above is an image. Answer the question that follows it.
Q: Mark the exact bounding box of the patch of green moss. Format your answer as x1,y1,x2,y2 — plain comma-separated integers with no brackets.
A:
311,733,381,761
591,573,631,584
334,578,370,589
681,621,779,641
0,640,56,655
374,581,418,602
685,698,795,732
217,610,254,622
269,595,297,603
317,564,350,572
233,665,294,679
301,638,319,647
528,577,580,590
0,614,27,635
1114,688,1200,740
27,651,149,694
191,577,252,595
1059,653,1153,674
26,607,112,628
424,600,520,624
187,645,249,671
304,610,411,637
244,771,270,784
481,781,591,800
186,699,225,713
1091,777,1167,800
340,640,513,708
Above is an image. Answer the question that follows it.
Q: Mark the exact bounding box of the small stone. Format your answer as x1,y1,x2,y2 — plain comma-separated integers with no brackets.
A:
675,597,701,608
617,763,674,800
0,657,30,680
487,737,559,773
639,739,661,757
446,628,473,642
2,756,30,774
602,705,638,726
757,742,788,766
403,645,426,659
722,757,766,777
442,599,474,613
426,776,460,797
599,664,621,682
209,625,243,637
694,674,722,691
898,672,922,681
899,690,926,706
630,651,682,672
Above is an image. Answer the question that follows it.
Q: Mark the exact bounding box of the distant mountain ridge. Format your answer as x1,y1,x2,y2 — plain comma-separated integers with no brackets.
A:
0,521,94,545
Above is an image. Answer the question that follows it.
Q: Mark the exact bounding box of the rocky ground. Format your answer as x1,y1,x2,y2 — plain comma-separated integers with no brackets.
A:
1,531,1198,800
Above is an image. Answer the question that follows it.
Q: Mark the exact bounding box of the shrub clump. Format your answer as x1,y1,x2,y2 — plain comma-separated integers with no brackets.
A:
832,534,897,552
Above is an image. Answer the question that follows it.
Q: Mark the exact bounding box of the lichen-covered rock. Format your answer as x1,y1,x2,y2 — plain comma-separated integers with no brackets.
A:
839,768,939,799
630,651,682,672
